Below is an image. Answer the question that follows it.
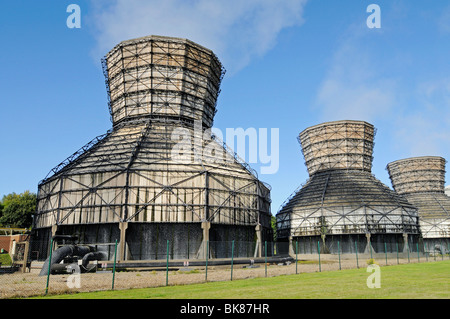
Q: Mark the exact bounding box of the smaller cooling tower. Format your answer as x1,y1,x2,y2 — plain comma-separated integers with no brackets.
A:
276,120,421,255
387,156,450,251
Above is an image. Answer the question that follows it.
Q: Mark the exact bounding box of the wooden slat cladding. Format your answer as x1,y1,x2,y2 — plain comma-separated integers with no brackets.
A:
103,36,224,128
299,120,375,176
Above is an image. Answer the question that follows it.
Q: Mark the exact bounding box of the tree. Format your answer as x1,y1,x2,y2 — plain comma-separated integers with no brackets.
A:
0,191,36,228
271,215,277,242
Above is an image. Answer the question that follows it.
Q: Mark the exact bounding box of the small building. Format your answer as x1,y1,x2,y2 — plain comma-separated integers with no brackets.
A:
0,228,28,254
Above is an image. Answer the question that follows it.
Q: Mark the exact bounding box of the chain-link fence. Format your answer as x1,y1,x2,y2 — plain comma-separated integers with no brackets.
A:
1,238,449,298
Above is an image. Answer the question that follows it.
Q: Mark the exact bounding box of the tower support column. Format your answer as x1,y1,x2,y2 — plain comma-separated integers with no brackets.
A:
119,221,128,261
200,221,211,259
403,233,409,253
255,224,263,257
365,233,374,255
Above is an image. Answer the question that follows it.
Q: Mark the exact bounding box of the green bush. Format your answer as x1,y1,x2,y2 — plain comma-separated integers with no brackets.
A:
366,258,378,265
0,253,12,266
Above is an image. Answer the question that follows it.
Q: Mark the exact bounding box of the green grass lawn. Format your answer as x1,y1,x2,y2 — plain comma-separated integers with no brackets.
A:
34,260,449,299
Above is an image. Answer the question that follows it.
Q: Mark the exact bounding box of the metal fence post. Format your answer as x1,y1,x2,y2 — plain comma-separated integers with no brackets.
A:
265,241,267,277
434,242,437,261
396,242,399,264
166,240,169,286
231,240,234,281
318,241,321,272
355,241,359,269
407,241,410,263
338,240,341,270
417,243,420,263
295,240,298,274
205,240,209,282
45,237,54,295
112,239,118,290
384,242,387,265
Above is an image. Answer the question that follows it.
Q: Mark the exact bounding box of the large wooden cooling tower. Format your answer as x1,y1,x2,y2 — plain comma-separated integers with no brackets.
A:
32,35,272,261
276,120,421,254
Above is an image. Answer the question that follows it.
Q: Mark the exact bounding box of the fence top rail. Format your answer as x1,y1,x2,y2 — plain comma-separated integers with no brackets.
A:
54,243,118,246
0,228,29,235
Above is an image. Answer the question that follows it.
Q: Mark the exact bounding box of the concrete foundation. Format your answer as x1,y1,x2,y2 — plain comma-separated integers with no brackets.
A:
285,233,420,255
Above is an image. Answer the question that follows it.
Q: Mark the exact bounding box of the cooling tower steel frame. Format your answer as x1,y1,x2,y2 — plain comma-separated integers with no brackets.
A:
276,120,421,255
32,36,272,262
387,156,450,251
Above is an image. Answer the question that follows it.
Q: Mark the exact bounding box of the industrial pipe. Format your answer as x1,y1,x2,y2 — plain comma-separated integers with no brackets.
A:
39,245,92,276
81,251,107,271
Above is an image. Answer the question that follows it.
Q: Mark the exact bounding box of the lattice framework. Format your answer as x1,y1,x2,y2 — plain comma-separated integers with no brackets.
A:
277,121,420,243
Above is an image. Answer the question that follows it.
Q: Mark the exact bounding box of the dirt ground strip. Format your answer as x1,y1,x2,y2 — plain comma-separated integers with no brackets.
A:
0,257,422,298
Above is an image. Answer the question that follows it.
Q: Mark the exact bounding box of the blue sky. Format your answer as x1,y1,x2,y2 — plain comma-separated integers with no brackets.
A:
1,1,449,214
